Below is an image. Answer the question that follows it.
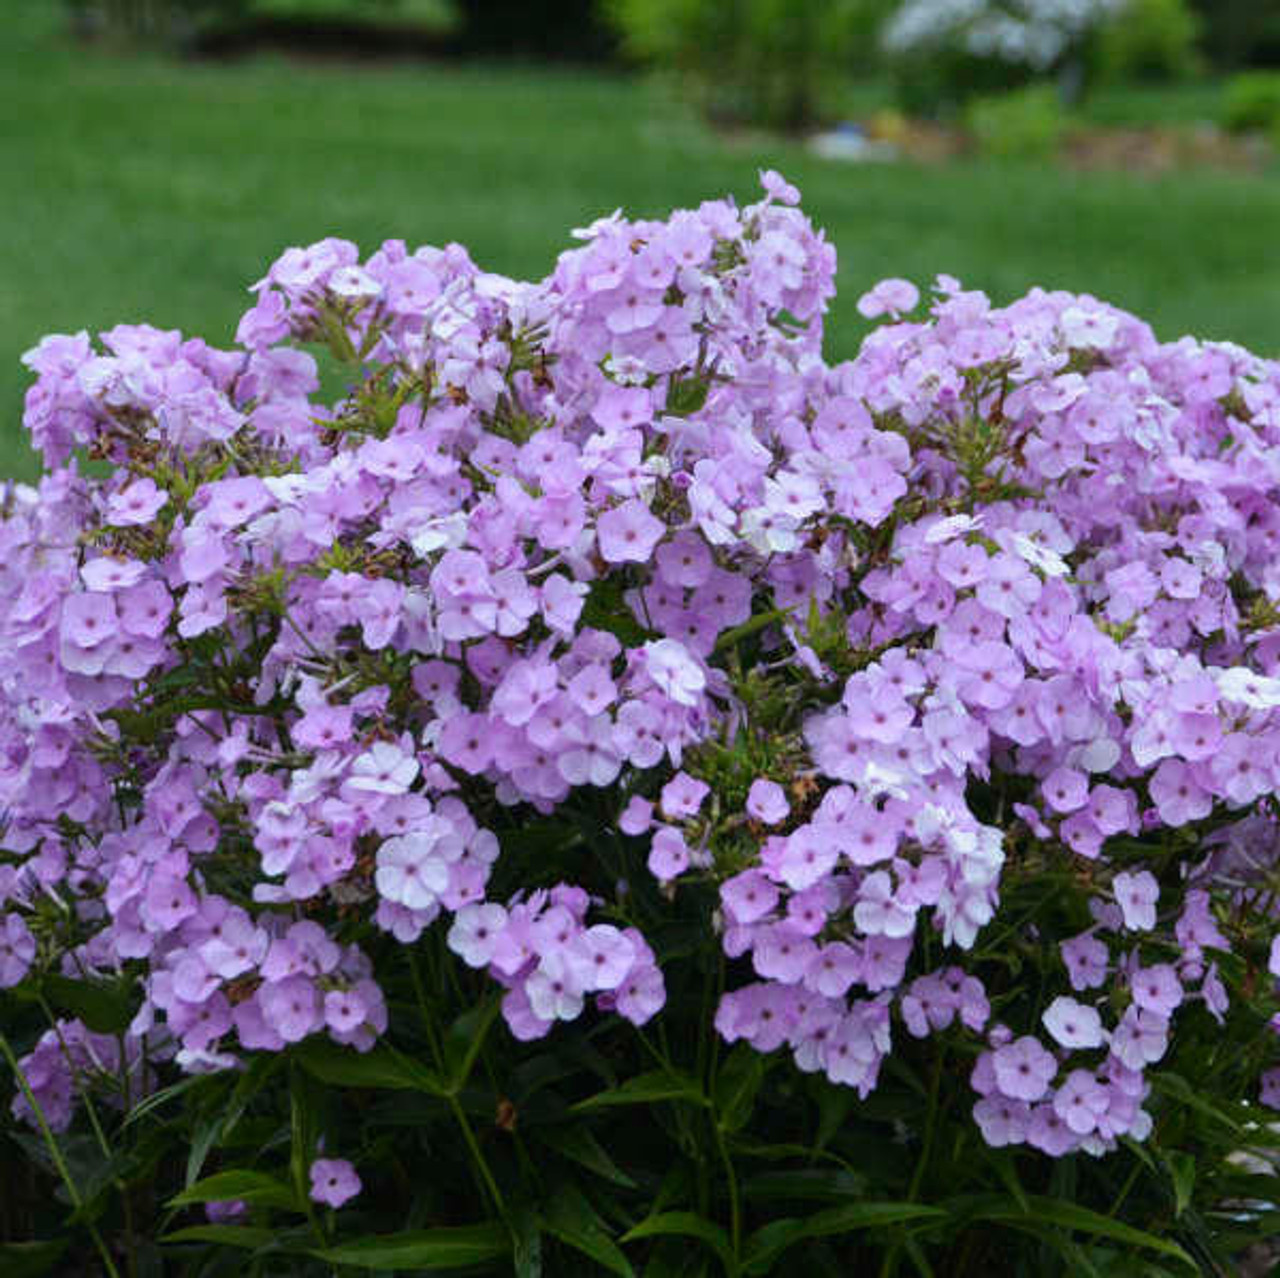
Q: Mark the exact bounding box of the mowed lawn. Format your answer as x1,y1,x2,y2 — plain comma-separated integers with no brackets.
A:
3,3,1279,478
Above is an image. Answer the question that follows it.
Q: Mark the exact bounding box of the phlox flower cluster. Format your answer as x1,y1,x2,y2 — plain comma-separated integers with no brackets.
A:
2,171,1278,1163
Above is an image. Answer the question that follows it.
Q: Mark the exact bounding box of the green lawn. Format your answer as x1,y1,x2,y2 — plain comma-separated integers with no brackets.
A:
3,3,1279,479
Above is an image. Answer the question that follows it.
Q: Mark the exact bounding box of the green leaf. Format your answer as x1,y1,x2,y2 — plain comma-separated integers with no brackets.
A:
665,373,709,418
161,1225,277,1251
712,607,793,656
292,1038,446,1094
986,1149,1029,1214
743,1203,946,1274
168,1169,300,1212
742,1169,866,1204
1150,1073,1243,1138
444,994,503,1092
314,1223,512,1271
572,1069,706,1114
510,1203,543,1278
0,1240,70,1278
1163,1151,1195,1219
713,1044,768,1134
622,1212,735,1274
580,577,651,647
955,1195,1197,1269
810,1080,857,1153
985,1221,1104,1277
537,1122,638,1189
42,973,136,1034
185,1113,223,1189
217,1054,285,1146
122,1073,211,1127
541,1184,635,1278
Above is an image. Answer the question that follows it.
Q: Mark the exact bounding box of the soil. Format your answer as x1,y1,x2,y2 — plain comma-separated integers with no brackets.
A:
856,116,1276,175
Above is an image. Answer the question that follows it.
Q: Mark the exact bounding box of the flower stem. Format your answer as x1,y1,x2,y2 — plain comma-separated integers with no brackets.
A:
0,1031,123,1278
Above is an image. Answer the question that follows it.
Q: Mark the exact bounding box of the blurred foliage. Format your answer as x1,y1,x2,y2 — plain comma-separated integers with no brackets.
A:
65,0,619,59
603,0,897,131
451,0,616,59
964,84,1067,161
889,49,1039,120
1189,0,1280,70
65,0,458,44
1090,0,1202,84
1221,70,1280,141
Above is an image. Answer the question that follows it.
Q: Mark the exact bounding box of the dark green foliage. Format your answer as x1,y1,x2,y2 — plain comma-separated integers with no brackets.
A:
4,753,1279,1273
1221,70,1280,138
604,0,896,130
964,86,1068,162
1089,0,1202,84
1188,0,1280,70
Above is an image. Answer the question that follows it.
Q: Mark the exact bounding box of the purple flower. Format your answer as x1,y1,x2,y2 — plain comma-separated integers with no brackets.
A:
1061,933,1109,990
973,1096,1030,1147
1042,766,1088,815
525,953,585,1022
597,500,664,564
1052,1069,1110,1136
648,827,690,882
746,778,789,825
205,1199,247,1223
447,903,509,969
721,870,779,925
1110,1007,1169,1070
992,1036,1057,1103
1261,1068,1280,1111
348,742,419,796
258,977,323,1044
1130,964,1182,1018
309,1157,361,1208
1042,996,1104,1050
660,772,709,820
857,278,919,319
0,915,36,987
106,477,168,526
618,795,654,836
1149,759,1212,827
1113,871,1159,932
374,834,450,911
641,639,706,707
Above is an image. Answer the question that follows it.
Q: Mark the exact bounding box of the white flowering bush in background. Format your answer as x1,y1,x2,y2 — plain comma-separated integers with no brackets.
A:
882,0,1134,111
883,0,1125,71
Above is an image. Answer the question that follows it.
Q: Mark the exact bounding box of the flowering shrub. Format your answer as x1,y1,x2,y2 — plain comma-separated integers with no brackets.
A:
2,173,1279,1272
883,0,1123,72
881,0,1129,112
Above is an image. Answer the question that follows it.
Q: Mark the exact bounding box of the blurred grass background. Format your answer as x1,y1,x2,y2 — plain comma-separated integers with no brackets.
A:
2,0,1279,479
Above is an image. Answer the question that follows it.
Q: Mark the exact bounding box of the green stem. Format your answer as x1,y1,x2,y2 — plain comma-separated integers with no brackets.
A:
448,1094,506,1218
451,994,501,1092
713,1120,741,1271
712,606,793,655
882,1050,944,1278
407,949,445,1073
908,1050,944,1203
0,1031,123,1278
38,998,139,1278
1108,1158,1144,1219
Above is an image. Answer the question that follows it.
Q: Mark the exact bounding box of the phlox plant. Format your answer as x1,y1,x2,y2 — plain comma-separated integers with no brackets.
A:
1,172,1279,1276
